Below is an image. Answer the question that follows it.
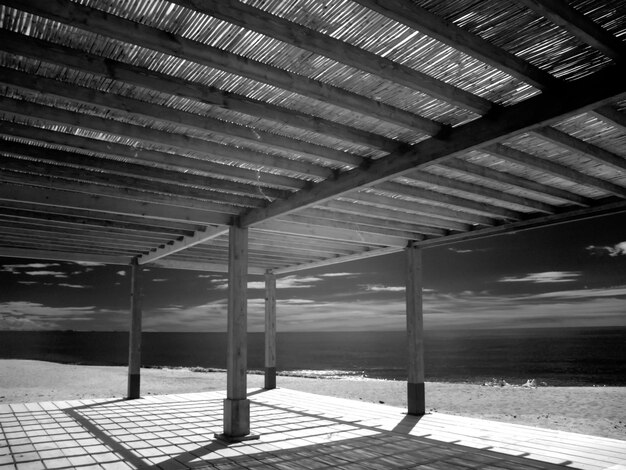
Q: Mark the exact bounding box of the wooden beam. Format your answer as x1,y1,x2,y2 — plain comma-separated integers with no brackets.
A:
0,65,371,165
0,169,242,218
239,64,626,227
591,105,626,132
0,139,289,201
148,258,264,275
406,241,425,416
0,247,129,265
534,126,626,173
127,260,142,400
0,29,440,147
222,224,253,440
9,0,443,134
137,226,229,265
403,171,556,214
255,218,408,247
349,189,498,225
0,97,332,180
0,121,305,191
0,183,233,225
299,207,446,237
0,206,199,237
264,270,276,390
485,143,626,198
273,246,401,274
374,180,521,220
518,0,626,62
174,0,492,115
354,0,559,91
375,180,522,220
419,197,626,248
440,158,592,207
323,197,472,231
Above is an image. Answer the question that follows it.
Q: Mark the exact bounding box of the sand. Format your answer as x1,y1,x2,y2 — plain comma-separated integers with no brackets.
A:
1,359,625,440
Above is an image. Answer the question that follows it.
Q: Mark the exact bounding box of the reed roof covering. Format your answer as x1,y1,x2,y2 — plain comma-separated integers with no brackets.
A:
0,0,624,274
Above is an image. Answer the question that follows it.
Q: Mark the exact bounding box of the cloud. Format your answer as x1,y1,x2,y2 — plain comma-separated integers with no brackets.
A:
319,272,360,278
586,241,626,257
116,270,127,276
363,284,405,292
0,301,98,330
58,283,89,289
72,261,105,267
212,275,324,290
24,271,68,278
1,263,62,274
499,271,581,283
152,279,168,282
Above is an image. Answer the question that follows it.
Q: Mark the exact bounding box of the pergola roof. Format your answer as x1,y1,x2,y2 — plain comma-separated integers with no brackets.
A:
0,0,624,274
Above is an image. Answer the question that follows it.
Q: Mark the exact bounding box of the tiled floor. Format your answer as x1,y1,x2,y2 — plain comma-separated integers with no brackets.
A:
1,388,624,469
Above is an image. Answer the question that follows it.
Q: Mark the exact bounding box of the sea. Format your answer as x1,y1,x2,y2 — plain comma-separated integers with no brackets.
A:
1,327,625,386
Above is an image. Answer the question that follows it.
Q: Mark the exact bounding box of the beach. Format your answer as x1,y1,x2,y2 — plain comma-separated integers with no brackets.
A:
1,359,625,440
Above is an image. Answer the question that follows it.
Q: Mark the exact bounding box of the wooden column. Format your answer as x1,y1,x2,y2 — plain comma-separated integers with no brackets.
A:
264,270,277,389
127,259,142,399
220,224,256,440
406,241,425,415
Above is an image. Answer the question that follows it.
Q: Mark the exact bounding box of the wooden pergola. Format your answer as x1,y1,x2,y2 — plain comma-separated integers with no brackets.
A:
0,0,624,441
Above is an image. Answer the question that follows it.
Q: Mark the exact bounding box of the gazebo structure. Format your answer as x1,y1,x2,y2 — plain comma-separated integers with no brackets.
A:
0,0,624,443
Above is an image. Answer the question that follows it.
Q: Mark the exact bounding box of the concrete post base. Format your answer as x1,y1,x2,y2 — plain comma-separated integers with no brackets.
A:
221,398,256,439
408,382,425,415
264,367,276,390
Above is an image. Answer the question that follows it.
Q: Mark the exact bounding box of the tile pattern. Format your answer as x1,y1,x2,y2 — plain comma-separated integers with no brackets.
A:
1,389,624,469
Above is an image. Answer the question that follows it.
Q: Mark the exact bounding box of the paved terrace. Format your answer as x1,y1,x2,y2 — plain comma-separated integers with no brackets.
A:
1,388,624,470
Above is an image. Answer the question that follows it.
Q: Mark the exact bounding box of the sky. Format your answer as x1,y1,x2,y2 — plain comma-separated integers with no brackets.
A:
1,212,625,332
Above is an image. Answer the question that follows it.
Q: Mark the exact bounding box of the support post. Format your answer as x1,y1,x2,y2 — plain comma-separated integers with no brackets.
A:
127,259,142,399
219,225,258,442
264,270,276,389
406,241,425,415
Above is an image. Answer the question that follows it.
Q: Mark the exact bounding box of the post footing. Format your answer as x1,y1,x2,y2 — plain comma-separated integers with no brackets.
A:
264,367,276,389
214,433,260,444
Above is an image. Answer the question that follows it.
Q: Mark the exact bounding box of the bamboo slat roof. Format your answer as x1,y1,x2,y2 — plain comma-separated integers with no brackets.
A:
0,0,624,274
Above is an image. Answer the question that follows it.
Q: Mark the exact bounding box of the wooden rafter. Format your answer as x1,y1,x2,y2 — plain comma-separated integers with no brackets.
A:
518,0,626,62
172,0,492,114
240,64,626,227
0,247,130,265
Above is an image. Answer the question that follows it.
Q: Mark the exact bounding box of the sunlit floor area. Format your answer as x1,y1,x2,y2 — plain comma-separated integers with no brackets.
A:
1,388,624,470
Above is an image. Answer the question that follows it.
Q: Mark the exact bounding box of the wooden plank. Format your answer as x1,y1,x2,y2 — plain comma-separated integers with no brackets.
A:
0,96,332,180
0,29,437,149
0,247,129,265
0,139,288,202
404,171,556,214
9,0,442,135
534,126,626,173
441,158,592,207
345,191,495,226
258,218,408,247
322,198,472,231
264,270,277,390
298,207,446,237
0,206,200,236
148,258,264,275
224,224,251,437
273,246,401,274
353,0,559,91
239,64,626,227
518,0,626,62
127,261,142,400
0,65,370,165
175,0,492,115
406,242,425,416
376,180,522,220
485,143,626,198
0,120,305,191
137,226,229,265
0,183,233,225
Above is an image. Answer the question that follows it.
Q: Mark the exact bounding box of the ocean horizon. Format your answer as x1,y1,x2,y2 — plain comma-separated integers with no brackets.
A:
1,326,624,386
